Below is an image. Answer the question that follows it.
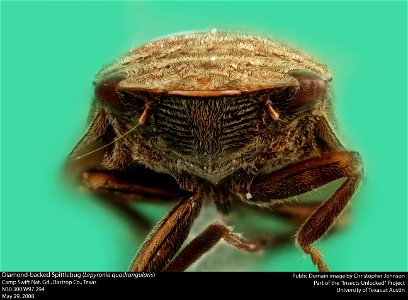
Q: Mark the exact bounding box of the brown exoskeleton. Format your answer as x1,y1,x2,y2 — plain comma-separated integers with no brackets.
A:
66,31,363,272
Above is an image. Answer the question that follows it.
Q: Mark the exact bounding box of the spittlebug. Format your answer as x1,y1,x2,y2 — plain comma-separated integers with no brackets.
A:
66,30,363,272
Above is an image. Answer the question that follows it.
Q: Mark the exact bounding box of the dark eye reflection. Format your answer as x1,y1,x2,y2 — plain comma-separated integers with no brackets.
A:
118,92,146,114
95,75,145,115
287,71,327,113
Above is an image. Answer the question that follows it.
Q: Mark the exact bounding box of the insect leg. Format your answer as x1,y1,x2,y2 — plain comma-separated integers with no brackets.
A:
129,193,203,272
163,223,265,272
248,151,363,271
82,170,183,200
78,169,185,231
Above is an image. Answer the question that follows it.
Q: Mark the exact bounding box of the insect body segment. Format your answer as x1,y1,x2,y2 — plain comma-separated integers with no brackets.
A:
67,31,362,272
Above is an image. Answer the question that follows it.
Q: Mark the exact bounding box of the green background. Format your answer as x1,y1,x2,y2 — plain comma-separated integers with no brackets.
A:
2,1,407,271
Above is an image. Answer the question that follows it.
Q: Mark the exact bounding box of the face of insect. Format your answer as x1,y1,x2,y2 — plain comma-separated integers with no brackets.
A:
68,31,362,272
96,84,325,184
93,75,328,186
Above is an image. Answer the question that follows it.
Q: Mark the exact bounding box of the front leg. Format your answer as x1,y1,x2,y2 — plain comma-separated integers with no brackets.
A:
164,223,266,272
247,151,363,271
79,169,186,232
129,193,203,272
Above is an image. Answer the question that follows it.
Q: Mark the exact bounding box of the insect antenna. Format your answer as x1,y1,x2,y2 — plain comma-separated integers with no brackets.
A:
70,122,141,161
138,102,153,124
263,97,280,121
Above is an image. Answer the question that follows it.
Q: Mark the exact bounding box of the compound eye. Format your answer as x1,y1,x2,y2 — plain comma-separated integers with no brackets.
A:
288,71,328,113
95,75,127,113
